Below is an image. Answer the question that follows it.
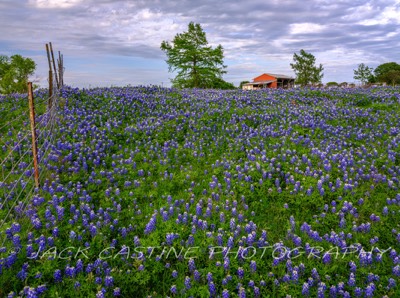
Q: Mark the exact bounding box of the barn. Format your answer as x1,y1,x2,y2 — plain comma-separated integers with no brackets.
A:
242,73,295,90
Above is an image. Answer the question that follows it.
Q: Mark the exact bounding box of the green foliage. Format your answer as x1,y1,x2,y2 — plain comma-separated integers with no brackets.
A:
374,62,400,78
290,49,324,86
160,22,227,89
373,62,400,85
354,95,373,107
367,75,377,84
326,82,338,87
379,70,400,86
2,86,400,297
239,81,250,89
0,54,36,94
208,77,236,89
353,63,373,85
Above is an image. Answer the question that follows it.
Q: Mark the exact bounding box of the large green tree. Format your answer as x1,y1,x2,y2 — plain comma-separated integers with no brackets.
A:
353,63,373,85
373,62,400,86
0,54,36,94
379,70,400,86
290,49,323,87
161,22,227,88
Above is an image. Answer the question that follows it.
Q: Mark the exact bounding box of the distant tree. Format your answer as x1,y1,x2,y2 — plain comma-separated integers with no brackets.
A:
374,62,400,85
290,49,324,87
239,81,250,89
326,82,338,87
367,76,376,84
353,63,373,85
379,70,400,86
374,62,400,78
339,82,348,87
0,55,8,75
208,77,236,89
160,22,227,89
0,54,36,94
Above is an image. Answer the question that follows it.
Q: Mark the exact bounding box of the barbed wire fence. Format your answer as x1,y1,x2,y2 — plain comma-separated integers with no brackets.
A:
0,42,64,243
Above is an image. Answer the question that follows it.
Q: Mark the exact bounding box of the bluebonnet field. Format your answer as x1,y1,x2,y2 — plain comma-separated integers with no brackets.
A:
0,86,400,297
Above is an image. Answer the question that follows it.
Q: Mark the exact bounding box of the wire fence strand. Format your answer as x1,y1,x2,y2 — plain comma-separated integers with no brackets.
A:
0,111,29,132
0,78,61,237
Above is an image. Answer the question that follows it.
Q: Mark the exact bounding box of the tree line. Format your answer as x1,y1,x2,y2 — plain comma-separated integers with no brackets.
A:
161,22,400,88
160,23,325,88
0,55,36,94
354,62,400,86
1,22,399,92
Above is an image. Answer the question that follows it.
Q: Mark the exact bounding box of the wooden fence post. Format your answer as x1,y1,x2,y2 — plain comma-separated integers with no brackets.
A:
48,70,53,111
27,82,40,188
49,42,59,89
46,43,53,101
45,43,52,71
58,51,63,88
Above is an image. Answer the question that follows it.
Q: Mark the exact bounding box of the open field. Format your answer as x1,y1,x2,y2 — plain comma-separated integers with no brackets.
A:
1,86,400,297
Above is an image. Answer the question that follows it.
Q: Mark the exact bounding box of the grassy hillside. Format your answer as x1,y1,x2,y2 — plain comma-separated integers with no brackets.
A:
0,86,399,297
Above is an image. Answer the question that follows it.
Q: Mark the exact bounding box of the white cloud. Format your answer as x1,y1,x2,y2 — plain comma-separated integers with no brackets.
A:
289,23,327,35
342,3,375,21
386,31,398,37
2,0,400,87
358,3,400,25
82,6,188,50
29,0,82,9
383,5,400,22
316,47,376,67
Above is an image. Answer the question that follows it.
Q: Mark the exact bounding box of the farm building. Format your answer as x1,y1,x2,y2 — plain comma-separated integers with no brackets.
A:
242,73,295,90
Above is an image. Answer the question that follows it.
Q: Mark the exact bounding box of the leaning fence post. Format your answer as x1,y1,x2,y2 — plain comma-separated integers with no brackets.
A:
49,42,60,89
27,82,40,188
46,43,53,107
48,70,53,111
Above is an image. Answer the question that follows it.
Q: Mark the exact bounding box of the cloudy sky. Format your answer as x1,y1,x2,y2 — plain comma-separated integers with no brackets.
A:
1,0,399,87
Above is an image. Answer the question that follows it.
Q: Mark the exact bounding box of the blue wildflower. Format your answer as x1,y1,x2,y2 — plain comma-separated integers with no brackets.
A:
184,276,191,289
54,269,62,283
